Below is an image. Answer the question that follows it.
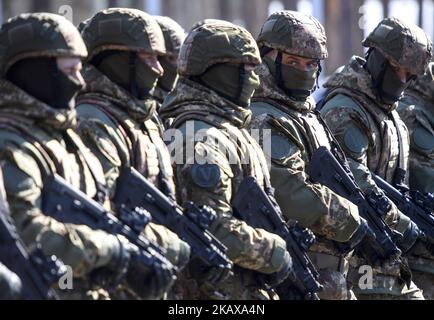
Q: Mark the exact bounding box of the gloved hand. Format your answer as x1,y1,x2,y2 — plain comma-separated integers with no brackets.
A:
335,217,375,254
396,220,425,255
262,241,294,288
188,257,233,285
124,243,176,299
93,236,175,299
263,250,294,288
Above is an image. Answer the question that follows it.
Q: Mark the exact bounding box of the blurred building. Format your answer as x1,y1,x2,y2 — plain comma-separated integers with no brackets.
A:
0,0,433,75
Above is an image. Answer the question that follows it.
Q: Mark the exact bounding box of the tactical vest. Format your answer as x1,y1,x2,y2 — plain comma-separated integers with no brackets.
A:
170,101,271,193
77,97,176,200
323,88,409,186
252,98,332,163
0,115,107,203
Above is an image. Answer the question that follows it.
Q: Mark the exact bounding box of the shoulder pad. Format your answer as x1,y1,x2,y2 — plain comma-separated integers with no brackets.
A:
343,126,369,155
412,127,434,152
191,163,221,189
269,133,293,161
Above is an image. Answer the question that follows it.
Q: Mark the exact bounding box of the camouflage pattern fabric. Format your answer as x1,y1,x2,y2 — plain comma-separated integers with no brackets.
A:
249,62,361,300
160,77,289,299
75,64,190,271
321,57,424,299
0,78,120,299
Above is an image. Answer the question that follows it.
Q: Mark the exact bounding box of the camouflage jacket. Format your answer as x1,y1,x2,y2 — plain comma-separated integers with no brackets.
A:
75,65,190,270
0,78,120,281
249,63,361,256
397,84,434,194
159,78,289,299
320,56,411,234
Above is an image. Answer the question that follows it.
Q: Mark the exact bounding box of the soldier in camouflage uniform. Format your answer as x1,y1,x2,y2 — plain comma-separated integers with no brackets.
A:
0,13,173,300
75,8,191,287
320,17,432,299
247,11,369,300
152,16,185,106
397,62,434,299
159,20,293,300
397,63,434,194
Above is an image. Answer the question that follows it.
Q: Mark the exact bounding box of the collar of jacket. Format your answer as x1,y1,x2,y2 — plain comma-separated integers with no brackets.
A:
0,78,77,131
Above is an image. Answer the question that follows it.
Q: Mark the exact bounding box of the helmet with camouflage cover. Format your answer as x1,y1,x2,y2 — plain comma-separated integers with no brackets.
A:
154,16,185,58
80,8,166,61
178,20,261,76
257,10,328,60
0,12,87,76
363,17,432,75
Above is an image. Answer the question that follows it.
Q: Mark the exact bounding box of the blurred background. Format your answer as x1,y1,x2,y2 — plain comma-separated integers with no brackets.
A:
0,0,433,75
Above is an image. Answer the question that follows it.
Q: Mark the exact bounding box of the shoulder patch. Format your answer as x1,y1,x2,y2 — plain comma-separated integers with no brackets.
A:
269,133,293,161
412,127,434,152
343,126,368,155
191,163,221,189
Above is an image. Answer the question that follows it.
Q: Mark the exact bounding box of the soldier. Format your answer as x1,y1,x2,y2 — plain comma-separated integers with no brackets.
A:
397,63,434,194
247,10,369,300
320,17,432,299
0,13,173,300
397,62,434,299
159,20,293,300
153,16,185,106
74,8,192,293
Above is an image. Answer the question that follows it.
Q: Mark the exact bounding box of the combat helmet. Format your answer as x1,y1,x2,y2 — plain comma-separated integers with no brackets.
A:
154,16,185,58
257,10,328,60
0,12,87,76
363,17,432,75
80,7,166,61
178,20,261,76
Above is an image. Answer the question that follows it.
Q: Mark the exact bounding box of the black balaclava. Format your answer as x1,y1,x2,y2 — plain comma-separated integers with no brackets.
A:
365,48,416,105
92,50,161,100
261,47,320,100
6,57,84,109
195,63,260,107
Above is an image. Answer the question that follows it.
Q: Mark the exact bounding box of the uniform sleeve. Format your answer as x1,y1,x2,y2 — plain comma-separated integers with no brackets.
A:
321,97,409,233
249,114,360,243
397,100,434,193
173,125,288,274
0,141,120,277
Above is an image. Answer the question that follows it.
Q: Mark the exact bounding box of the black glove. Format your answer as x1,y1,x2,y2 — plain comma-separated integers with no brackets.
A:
396,220,424,255
124,244,176,299
336,217,375,254
188,257,233,285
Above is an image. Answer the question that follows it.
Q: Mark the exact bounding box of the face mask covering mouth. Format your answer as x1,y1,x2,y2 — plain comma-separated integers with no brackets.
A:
197,63,260,107
6,57,85,110
157,56,179,92
264,52,319,100
94,50,162,100
365,48,414,105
